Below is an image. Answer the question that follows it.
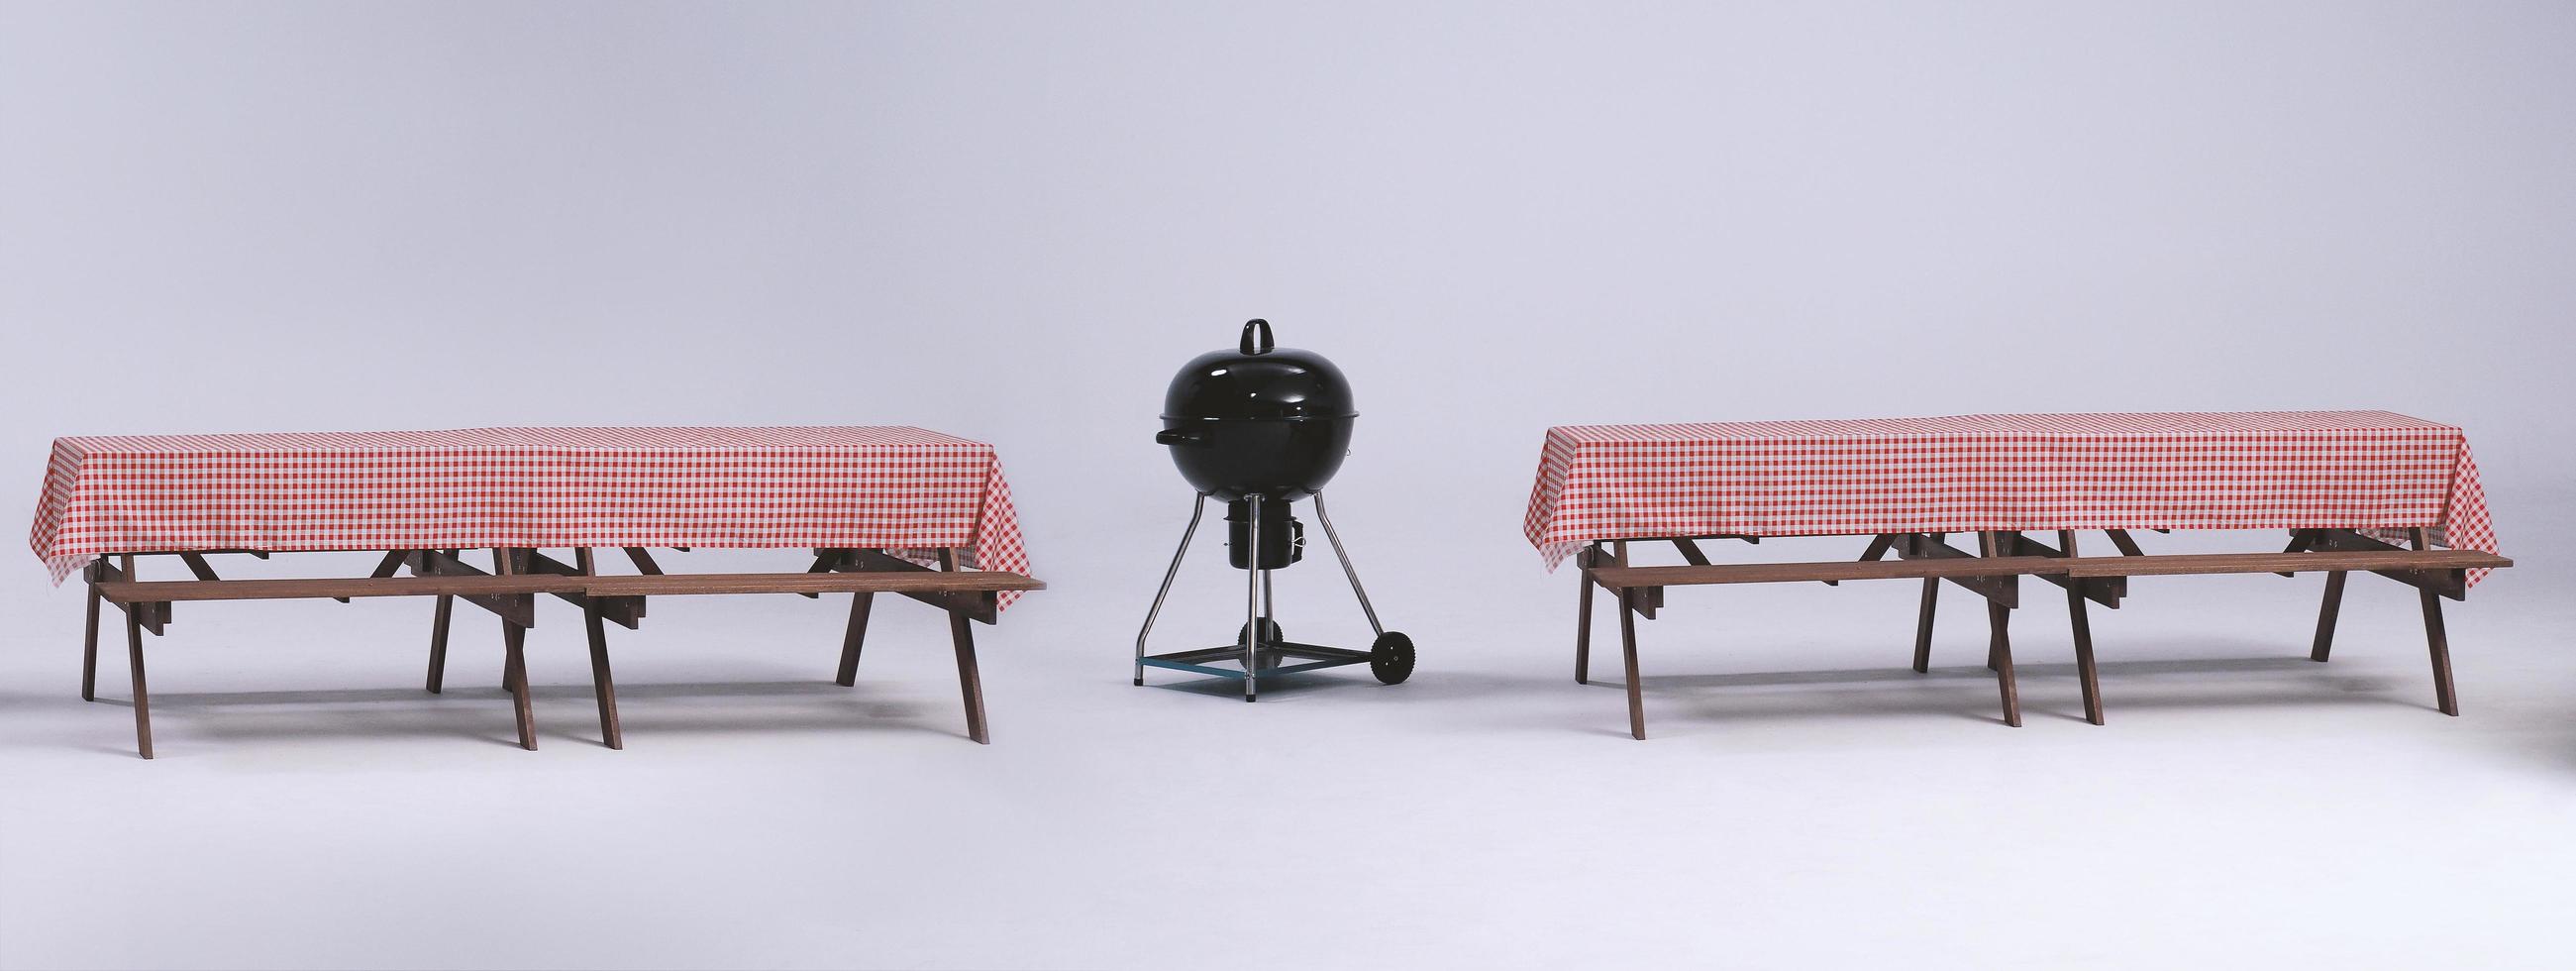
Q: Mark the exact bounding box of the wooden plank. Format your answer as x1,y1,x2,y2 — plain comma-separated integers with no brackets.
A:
1587,542,1656,618
522,550,646,628
1890,534,2023,606
2305,529,2493,600
93,559,167,634
585,571,1044,597
2063,550,2508,579
100,574,587,603
402,551,543,626
2000,532,2124,607
1590,556,2067,590
2106,530,2146,557
178,553,221,582
836,550,1014,623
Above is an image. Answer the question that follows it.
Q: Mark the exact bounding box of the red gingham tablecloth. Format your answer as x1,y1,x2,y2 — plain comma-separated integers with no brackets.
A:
29,427,1034,607
1524,411,2499,586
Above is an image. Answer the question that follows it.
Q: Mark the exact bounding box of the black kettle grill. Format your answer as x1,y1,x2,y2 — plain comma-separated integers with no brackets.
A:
1134,319,1414,700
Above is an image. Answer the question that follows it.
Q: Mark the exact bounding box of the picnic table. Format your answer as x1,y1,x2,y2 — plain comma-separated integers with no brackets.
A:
30,426,1042,757
1523,412,2511,739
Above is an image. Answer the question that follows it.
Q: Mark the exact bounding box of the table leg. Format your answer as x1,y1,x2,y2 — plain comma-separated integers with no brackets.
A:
1575,550,1595,686
125,598,155,759
2309,571,2347,663
1618,588,1645,740
584,598,623,749
1911,577,1937,674
502,619,536,750
1984,534,2008,671
81,565,102,701
949,606,989,744
492,549,537,750
2060,530,2103,725
2066,584,2103,725
425,593,454,694
835,592,875,687
2421,591,2459,716
1987,599,2021,728
2410,528,2459,716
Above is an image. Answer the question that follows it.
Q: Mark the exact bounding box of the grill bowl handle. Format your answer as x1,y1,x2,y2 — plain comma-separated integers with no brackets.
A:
1156,427,1207,447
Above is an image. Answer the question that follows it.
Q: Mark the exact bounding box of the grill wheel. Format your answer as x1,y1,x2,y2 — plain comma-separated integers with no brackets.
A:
1369,632,1415,685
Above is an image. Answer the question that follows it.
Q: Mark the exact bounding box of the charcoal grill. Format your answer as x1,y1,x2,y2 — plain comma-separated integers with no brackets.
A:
1134,319,1414,700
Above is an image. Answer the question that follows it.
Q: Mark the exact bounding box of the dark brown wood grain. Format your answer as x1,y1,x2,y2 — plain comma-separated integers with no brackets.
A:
100,574,587,603
583,571,1042,597
1591,556,2068,590
2061,550,2507,578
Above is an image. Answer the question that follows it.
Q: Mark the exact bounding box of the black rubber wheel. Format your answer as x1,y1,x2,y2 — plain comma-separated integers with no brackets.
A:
1369,631,1415,685
1238,619,1286,670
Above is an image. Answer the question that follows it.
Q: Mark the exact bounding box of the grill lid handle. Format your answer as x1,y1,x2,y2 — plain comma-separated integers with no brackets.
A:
1239,318,1275,355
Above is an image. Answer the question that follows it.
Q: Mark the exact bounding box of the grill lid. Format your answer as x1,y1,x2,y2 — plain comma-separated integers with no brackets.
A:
1161,319,1357,422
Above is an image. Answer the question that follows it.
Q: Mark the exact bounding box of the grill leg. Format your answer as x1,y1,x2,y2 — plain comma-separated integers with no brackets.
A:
1134,494,1207,687
81,565,102,701
1309,491,1385,637
1910,577,1937,674
425,593,453,694
1618,588,1645,740
585,600,624,750
835,592,875,687
1575,549,1596,685
1242,494,1262,702
2310,571,2347,663
125,600,154,760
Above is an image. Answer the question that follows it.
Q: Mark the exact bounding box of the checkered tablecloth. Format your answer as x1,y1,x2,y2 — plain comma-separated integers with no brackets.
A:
1524,411,2499,586
29,426,1034,606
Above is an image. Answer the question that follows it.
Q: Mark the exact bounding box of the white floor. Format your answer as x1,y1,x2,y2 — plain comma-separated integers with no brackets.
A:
3,535,2570,970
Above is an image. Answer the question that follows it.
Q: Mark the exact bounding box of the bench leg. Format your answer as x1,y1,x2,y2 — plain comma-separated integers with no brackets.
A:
125,602,155,759
584,601,624,749
2309,571,2347,663
2421,590,2459,716
948,609,989,744
81,570,102,701
1910,577,1937,674
1988,600,2021,727
425,593,454,693
1618,589,1645,740
1575,564,1595,685
835,592,874,687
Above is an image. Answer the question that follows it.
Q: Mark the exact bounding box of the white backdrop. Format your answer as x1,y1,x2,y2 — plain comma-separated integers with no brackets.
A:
4,4,2572,969
5,1,2570,601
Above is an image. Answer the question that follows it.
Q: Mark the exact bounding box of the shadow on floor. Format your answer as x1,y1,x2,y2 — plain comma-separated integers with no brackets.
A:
58,679,956,751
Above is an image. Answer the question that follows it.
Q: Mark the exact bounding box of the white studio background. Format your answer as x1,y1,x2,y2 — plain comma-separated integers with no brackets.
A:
3,3,2573,970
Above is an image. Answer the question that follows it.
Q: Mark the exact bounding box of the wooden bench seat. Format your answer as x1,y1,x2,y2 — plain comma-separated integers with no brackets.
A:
1589,556,2068,591
584,571,1045,596
99,575,589,603
98,570,1046,603
2064,550,2512,578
